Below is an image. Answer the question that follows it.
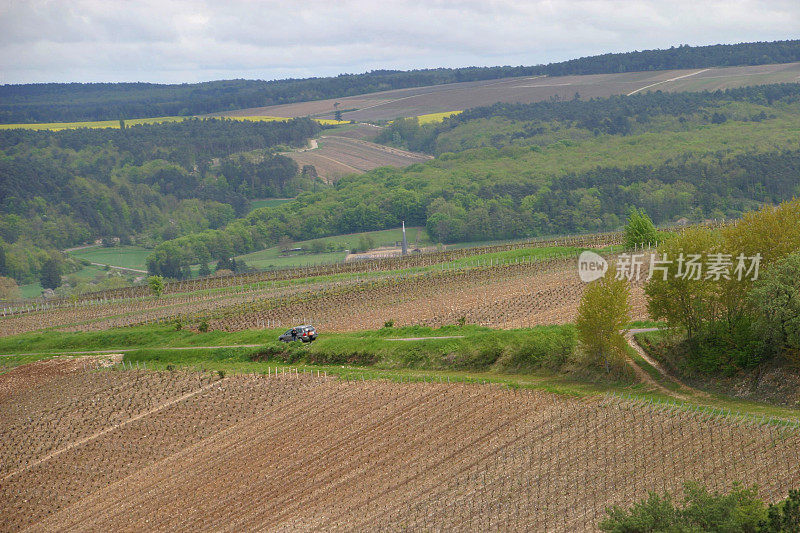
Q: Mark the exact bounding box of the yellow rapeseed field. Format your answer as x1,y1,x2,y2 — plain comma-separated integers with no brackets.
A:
0,115,350,131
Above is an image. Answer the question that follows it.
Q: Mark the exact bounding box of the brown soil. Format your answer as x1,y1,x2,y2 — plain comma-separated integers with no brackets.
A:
285,135,431,182
3,366,798,532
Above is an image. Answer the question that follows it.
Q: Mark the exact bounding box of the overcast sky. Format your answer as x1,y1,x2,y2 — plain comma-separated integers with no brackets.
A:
1,0,798,85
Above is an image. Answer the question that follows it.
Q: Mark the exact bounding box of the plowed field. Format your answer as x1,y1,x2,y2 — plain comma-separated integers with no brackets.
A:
285,135,431,182
2,361,798,532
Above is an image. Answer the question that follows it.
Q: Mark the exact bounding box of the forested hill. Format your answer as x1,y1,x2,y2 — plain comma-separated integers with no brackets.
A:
0,118,320,283
146,82,800,278
3,39,800,124
377,83,800,153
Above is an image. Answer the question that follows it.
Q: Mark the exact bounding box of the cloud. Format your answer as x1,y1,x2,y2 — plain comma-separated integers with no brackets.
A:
0,0,798,83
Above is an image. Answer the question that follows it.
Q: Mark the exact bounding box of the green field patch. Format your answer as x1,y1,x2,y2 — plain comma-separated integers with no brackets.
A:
235,227,431,270
67,245,151,271
249,198,293,212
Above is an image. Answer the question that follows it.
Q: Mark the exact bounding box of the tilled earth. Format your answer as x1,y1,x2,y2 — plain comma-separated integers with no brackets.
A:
1,360,798,532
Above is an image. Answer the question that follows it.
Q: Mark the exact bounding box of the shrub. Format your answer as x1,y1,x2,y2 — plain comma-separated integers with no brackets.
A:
600,482,767,532
765,489,800,532
576,273,631,373
748,252,800,361
148,275,165,298
250,344,305,364
624,207,658,249
383,319,395,328
198,320,209,333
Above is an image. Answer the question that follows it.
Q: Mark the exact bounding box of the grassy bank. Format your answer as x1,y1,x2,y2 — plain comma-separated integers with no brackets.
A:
0,324,575,374
3,324,799,419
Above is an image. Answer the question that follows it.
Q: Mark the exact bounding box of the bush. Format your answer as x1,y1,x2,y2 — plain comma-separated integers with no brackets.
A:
689,317,764,374
600,482,767,532
748,252,800,361
576,273,631,373
765,489,800,532
625,207,659,249
250,344,305,364
198,320,209,333
383,319,395,328
148,275,165,298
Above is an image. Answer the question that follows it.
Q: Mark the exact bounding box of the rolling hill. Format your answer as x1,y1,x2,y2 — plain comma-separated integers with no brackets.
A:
215,62,800,122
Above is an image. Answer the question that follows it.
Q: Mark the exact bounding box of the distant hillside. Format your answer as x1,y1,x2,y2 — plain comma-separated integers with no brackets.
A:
2,39,800,124
0,118,320,283
147,82,800,277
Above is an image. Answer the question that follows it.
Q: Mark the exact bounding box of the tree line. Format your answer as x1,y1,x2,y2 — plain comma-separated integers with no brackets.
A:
3,39,800,123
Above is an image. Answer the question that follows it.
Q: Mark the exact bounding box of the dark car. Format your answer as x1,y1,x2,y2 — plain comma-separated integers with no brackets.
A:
279,325,317,343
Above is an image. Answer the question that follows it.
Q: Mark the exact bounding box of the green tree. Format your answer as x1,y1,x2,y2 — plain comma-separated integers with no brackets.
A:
309,240,326,254
625,207,659,249
148,275,165,298
357,235,375,253
600,482,768,532
748,252,800,360
645,227,723,340
765,489,800,533
0,276,21,300
39,258,62,290
576,272,631,372
198,262,211,277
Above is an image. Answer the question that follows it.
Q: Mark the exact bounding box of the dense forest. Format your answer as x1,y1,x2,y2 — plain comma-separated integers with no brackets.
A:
0,118,320,283
2,39,799,123
146,83,800,278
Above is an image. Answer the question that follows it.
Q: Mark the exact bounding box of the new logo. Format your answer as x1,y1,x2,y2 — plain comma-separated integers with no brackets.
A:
578,251,608,283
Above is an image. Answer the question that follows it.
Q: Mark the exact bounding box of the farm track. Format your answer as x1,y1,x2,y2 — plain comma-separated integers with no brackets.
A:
2,362,798,532
626,329,710,400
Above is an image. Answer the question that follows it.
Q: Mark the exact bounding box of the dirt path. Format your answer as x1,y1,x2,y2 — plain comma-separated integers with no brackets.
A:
622,330,682,399
0,344,264,357
625,328,709,399
87,262,148,274
627,68,711,96
385,336,465,341
63,244,101,252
